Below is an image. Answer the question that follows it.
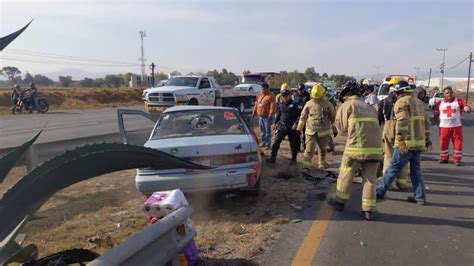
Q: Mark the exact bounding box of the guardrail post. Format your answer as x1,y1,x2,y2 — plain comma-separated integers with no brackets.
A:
25,144,38,172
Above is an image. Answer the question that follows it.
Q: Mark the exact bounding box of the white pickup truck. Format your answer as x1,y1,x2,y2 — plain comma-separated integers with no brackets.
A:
142,75,257,113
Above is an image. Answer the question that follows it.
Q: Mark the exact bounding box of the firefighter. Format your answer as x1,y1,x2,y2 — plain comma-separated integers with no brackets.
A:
434,86,470,166
326,80,382,221
266,89,301,165
377,80,409,190
297,83,336,170
376,80,432,205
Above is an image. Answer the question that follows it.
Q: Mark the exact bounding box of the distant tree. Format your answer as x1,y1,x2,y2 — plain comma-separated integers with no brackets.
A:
58,75,73,87
104,75,123,88
321,73,329,80
304,67,318,82
23,72,34,85
206,69,239,85
122,72,134,86
288,70,306,87
33,74,54,86
1,66,22,84
243,69,251,75
93,78,105,87
80,77,94,87
155,72,168,81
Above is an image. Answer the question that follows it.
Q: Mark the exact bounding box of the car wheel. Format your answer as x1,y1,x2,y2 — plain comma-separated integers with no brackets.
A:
247,178,260,197
188,99,198,105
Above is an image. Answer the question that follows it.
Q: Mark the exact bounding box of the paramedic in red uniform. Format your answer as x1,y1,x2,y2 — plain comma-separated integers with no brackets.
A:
434,86,470,166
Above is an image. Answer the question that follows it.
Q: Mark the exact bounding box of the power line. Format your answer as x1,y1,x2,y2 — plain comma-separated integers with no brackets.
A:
3,49,139,65
0,56,141,67
445,54,470,71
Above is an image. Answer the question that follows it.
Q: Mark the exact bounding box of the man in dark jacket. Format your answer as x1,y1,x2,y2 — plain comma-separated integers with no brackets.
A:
266,89,301,165
293,84,310,150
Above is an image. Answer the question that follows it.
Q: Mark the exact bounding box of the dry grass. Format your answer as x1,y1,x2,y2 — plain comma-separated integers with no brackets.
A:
0,87,143,115
1,139,334,263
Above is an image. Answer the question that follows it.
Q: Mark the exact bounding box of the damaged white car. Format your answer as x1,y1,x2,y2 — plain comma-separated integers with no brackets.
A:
118,106,262,196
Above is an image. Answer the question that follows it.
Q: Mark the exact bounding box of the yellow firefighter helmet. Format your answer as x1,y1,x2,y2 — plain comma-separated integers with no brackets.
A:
280,83,289,92
311,83,326,99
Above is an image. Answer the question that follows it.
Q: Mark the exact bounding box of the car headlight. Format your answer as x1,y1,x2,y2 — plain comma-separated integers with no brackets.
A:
142,92,148,100
174,95,188,102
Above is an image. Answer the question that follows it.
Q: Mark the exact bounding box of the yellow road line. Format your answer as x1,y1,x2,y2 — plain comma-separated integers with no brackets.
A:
291,186,334,266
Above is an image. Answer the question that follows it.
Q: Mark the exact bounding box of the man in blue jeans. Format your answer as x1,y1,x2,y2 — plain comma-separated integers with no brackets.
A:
376,80,432,205
252,83,276,150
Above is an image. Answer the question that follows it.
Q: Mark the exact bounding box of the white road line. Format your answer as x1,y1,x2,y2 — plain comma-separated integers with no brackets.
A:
0,121,100,136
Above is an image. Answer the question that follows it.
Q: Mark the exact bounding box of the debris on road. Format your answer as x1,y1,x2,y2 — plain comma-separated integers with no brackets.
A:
290,204,303,211
290,219,303,224
360,241,367,246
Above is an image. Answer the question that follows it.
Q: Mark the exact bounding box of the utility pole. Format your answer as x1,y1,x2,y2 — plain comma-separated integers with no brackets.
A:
466,52,472,102
139,31,147,86
437,48,448,90
427,68,432,90
373,65,382,83
150,62,155,87
414,66,420,80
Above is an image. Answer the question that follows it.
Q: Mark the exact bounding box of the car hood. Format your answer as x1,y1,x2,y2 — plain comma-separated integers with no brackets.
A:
144,86,196,94
144,134,254,157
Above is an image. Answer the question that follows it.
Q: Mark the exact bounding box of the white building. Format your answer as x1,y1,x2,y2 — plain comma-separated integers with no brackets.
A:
417,77,474,92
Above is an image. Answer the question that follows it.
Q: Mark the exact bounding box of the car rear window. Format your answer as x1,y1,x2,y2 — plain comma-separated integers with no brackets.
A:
152,109,247,139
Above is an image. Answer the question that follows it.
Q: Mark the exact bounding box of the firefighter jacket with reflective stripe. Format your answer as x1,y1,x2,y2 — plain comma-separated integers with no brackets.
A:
297,98,336,136
394,93,431,151
335,95,383,161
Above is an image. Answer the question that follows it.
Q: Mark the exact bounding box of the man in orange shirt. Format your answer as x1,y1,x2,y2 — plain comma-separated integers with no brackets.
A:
253,83,276,149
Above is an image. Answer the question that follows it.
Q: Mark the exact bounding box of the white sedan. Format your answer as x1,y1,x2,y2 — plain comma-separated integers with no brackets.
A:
121,106,262,196
233,83,262,93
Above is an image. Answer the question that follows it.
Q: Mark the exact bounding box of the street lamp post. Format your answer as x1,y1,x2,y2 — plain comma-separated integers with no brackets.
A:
437,48,448,89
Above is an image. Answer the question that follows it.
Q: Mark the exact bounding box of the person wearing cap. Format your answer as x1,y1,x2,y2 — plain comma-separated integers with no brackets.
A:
297,83,336,170
252,82,276,149
377,82,409,190
376,80,431,205
326,80,382,220
266,89,301,165
293,84,311,150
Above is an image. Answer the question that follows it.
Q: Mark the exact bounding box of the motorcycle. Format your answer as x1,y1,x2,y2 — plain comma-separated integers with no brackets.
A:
11,91,49,115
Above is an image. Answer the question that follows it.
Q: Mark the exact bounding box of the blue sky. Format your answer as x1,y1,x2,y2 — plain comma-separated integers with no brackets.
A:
0,0,472,79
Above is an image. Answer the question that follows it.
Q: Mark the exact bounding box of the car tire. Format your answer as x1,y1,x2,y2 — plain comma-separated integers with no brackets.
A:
247,178,260,197
188,99,198,105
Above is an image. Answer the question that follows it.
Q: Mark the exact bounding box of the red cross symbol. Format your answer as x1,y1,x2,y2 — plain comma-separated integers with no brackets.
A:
443,105,455,118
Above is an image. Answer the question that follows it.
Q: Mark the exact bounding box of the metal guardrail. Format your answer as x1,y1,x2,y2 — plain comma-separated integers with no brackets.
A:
0,131,150,171
89,206,195,266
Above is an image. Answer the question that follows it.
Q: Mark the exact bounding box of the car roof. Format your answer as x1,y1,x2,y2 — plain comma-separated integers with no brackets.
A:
163,105,238,113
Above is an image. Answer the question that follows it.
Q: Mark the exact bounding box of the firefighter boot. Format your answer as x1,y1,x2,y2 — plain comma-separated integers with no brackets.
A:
326,195,345,211
361,211,375,221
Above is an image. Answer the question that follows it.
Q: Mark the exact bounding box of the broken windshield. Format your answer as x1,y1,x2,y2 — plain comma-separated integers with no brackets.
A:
152,109,246,139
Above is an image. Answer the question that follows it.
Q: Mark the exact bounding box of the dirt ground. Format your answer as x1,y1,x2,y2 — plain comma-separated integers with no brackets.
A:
1,139,340,264
0,87,143,115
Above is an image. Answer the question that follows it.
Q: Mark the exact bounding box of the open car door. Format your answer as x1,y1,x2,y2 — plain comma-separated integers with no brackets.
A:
117,109,157,145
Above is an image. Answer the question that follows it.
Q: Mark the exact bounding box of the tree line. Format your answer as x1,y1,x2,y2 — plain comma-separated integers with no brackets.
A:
0,66,353,88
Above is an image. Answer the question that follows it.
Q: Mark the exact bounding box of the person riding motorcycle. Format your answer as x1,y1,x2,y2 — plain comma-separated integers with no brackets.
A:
27,83,42,113
10,84,21,106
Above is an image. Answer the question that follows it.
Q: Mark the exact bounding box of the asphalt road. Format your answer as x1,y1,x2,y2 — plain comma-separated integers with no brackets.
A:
0,107,155,149
260,113,474,265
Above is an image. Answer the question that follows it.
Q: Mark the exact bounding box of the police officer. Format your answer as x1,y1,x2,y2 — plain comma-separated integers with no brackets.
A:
293,84,311,150
266,89,301,165
376,80,432,205
297,84,336,170
326,80,383,220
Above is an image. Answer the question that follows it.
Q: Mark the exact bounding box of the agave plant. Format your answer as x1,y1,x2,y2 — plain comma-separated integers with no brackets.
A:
0,131,208,264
